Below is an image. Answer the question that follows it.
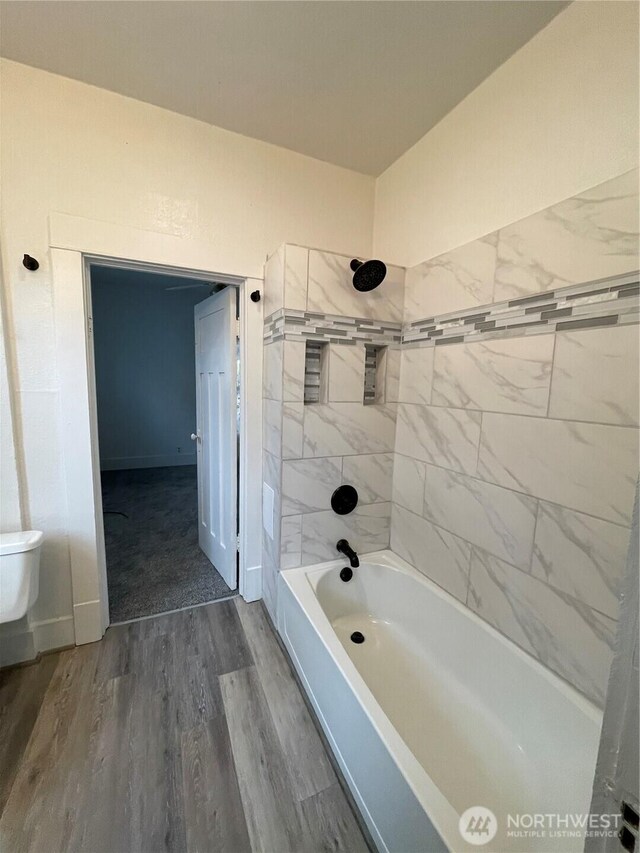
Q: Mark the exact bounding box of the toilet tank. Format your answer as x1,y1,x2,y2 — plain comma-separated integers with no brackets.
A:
0,530,44,623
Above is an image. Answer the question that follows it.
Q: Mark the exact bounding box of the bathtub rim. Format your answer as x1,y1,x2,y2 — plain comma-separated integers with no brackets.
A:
279,548,603,850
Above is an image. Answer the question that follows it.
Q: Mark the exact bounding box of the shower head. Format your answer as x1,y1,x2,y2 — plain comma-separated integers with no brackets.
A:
350,258,387,292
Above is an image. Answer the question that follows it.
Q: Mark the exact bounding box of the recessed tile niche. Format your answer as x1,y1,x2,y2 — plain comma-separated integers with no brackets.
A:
303,342,326,404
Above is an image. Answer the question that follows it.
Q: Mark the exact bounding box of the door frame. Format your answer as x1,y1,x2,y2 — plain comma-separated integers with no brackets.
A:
49,214,263,644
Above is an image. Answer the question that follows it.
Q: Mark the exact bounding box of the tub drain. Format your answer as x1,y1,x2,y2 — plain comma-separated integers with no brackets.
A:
350,631,365,644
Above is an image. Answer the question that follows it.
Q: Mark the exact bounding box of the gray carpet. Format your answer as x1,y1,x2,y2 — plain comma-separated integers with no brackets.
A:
101,466,235,623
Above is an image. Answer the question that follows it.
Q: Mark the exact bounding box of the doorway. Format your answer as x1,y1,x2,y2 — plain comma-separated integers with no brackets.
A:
89,264,239,622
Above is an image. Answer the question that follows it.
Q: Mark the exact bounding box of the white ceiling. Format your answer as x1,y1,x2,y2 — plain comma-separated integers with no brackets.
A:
0,1,568,175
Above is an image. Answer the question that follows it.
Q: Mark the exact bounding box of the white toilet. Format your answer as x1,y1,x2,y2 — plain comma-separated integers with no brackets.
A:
0,530,44,624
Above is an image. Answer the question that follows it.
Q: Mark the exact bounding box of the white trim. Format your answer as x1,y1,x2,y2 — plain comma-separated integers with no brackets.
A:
242,563,263,603
50,214,263,644
52,249,107,642
32,615,75,652
0,624,35,668
238,277,264,598
49,213,261,280
73,600,104,645
0,615,75,668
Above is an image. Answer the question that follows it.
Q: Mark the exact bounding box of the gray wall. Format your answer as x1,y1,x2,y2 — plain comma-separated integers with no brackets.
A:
91,267,210,471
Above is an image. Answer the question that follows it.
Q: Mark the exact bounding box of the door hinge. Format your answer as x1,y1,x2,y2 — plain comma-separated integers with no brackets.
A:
236,535,240,551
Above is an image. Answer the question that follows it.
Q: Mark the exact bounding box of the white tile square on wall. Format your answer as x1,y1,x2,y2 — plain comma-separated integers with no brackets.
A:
282,457,342,516
477,412,638,526
391,453,426,515
395,403,481,475
262,448,281,494
380,347,401,403
303,402,396,457
381,263,406,315
263,341,283,402
284,244,308,311
327,343,365,402
283,340,305,403
432,335,554,416
467,547,616,706
262,450,281,565
280,515,302,569
549,325,640,426
390,504,470,603
301,503,391,565
494,169,640,301
423,465,537,570
282,402,304,460
262,523,277,558
263,245,284,319
307,250,403,323
398,346,434,404
403,234,496,323
531,502,629,619
263,398,282,458
261,545,278,622
342,453,393,504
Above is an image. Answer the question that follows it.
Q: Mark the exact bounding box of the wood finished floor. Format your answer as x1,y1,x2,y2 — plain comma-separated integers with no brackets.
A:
0,599,369,853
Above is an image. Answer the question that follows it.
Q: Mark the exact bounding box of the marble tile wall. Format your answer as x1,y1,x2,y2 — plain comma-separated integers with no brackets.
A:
402,271,638,348
404,169,639,323
390,169,640,706
262,244,404,620
262,171,639,704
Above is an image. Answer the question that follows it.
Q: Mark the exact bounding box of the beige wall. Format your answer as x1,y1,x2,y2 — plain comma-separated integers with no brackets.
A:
373,1,640,268
0,267,22,533
0,59,374,657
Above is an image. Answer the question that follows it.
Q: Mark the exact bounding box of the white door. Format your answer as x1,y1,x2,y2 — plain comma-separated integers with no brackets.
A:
194,287,237,589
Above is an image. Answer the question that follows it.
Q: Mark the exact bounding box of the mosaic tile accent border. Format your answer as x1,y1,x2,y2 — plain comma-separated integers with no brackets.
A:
264,272,639,349
403,271,639,347
264,308,402,346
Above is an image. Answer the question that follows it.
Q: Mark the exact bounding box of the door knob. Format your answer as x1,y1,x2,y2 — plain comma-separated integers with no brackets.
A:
190,433,200,442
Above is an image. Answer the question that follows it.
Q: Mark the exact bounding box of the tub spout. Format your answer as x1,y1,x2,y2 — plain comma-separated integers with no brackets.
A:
336,539,359,568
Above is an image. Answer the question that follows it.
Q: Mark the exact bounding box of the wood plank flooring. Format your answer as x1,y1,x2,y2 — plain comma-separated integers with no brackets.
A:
0,599,369,853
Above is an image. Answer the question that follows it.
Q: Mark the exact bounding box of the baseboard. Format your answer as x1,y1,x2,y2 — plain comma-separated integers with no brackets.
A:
100,454,196,471
73,600,103,644
0,614,75,668
242,563,262,602
33,615,75,652
0,625,36,668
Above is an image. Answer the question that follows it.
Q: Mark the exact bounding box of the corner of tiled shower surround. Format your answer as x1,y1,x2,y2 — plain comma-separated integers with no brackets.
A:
263,167,640,706
261,243,405,619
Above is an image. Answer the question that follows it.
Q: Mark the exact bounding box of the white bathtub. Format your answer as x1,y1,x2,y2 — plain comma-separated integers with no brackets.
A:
277,550,603,853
